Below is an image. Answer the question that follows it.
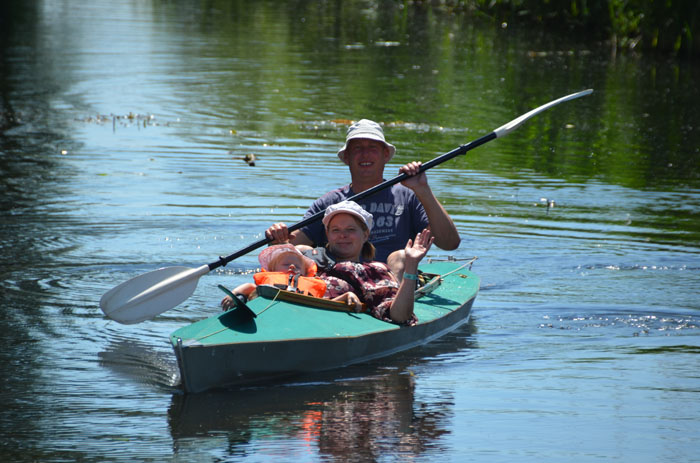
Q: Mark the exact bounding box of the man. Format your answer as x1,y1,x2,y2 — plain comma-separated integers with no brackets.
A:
266,119,460,275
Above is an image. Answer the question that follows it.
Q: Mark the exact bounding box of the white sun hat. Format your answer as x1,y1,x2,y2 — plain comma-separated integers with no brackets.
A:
322,200,374,232
337,119,396,162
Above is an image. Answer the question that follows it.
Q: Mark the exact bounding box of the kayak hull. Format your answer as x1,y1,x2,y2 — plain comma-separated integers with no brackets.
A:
171,261,479,393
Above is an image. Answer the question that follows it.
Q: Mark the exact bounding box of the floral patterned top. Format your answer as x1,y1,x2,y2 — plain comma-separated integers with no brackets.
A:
319,261,418,326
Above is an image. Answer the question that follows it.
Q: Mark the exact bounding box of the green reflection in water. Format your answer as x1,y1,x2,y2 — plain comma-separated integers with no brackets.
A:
148,0,699,193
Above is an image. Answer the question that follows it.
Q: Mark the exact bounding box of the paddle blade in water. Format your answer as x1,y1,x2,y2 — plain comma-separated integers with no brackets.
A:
100,265,210,324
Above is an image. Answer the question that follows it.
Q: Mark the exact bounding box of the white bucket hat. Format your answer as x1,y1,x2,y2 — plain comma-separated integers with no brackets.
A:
337,119,396,162
322,200,374,232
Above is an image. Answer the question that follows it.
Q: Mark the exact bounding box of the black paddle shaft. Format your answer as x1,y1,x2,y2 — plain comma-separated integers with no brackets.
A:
206,131,497,271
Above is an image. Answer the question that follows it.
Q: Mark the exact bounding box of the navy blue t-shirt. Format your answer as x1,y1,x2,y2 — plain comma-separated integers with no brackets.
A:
300,183,429,262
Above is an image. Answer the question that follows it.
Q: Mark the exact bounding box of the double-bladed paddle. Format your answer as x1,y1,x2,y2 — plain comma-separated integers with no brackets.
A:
100,89,593,324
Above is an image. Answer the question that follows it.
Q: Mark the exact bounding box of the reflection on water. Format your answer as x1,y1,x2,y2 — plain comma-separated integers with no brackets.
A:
1,0,700,461
168,363,461,460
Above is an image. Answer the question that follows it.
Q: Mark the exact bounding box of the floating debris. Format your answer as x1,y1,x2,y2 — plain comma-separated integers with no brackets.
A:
244,153,256,166
299,119,457,134
375,41,400,47
78,113,163,131
527,49,591,58
228,152,258,166
539,197,556,215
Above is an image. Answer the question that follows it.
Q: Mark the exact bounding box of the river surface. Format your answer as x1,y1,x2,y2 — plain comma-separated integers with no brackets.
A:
1,1,699,462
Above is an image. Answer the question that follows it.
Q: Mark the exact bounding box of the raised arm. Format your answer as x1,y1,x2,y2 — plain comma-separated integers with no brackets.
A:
389,228,434,323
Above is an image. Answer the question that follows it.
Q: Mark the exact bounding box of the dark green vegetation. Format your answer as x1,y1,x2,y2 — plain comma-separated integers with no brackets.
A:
448,0,699,57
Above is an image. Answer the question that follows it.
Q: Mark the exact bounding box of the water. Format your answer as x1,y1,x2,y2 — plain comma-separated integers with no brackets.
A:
1,1,699,461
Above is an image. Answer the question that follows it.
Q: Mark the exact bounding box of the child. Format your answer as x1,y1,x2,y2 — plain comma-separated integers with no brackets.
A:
220,244,325,310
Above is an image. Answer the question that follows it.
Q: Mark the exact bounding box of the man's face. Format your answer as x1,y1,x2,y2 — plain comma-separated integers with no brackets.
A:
344,138,391,181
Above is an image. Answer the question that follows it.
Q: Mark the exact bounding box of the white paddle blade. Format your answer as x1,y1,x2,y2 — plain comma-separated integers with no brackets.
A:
494,89,593,138
100,264,210,324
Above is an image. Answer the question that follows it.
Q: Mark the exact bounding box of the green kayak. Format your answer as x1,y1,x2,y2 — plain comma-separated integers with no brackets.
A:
171,260,479,393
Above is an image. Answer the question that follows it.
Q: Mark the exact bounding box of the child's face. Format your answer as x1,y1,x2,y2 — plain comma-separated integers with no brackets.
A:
271,253,305,273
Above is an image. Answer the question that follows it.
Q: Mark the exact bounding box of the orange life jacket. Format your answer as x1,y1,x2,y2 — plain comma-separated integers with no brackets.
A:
253,272,327,298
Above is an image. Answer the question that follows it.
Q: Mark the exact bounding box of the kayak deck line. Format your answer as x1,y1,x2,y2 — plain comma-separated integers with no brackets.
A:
256,285,370,313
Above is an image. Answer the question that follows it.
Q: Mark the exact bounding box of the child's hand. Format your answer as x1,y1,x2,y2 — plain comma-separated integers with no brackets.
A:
221,296,234,310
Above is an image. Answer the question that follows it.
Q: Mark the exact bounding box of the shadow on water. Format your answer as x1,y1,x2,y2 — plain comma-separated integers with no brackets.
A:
98,338,181,390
